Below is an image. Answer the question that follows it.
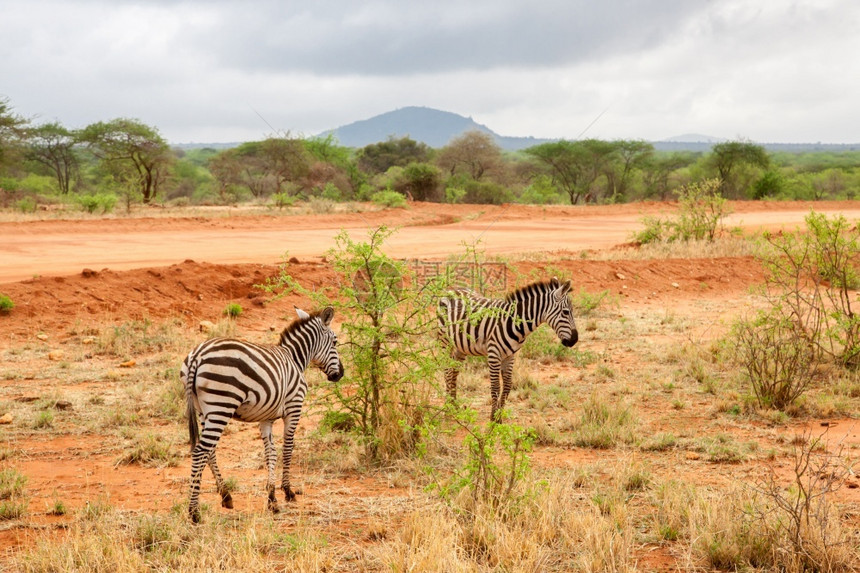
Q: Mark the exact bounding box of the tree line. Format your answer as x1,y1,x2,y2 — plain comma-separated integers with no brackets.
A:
2,96,859,212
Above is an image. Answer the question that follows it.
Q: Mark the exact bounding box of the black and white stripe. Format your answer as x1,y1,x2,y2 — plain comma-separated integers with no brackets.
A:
438,277,578,421
182,306,343,523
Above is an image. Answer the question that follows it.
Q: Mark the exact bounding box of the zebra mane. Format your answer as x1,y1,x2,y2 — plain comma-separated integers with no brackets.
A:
278,308,327,345
504,279,558,303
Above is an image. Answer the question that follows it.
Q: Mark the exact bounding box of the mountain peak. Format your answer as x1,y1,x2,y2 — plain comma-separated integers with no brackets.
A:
320,107,552,150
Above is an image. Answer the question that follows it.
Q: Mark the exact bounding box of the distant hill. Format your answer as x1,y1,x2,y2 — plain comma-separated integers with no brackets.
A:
174,108,860,153
319,106,554,151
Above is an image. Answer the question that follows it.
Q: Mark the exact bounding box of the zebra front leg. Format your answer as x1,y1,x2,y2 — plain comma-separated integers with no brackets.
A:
445,351,464,403
488,350,503,422
259,421,279,513
281,410,302,502
497,357,516,419
445,367,460,402
207,451,233,509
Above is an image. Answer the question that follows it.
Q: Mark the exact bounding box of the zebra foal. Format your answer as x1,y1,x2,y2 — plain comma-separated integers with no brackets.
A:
181,306,343,523
438,277,578,421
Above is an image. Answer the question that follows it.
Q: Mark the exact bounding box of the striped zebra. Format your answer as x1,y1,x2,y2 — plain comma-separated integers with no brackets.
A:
181,306,343,523
438,277,578,421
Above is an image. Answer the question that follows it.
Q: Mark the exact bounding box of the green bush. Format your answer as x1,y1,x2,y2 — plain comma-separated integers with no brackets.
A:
759,211,860,367
15,196,38,213
518,175,564,205
633,179,730,244
271,192,295,209
262,226,451,462
0,293,13,314
730,310,814,409
371,190,407,208
445,186,467,204
77,193,117,214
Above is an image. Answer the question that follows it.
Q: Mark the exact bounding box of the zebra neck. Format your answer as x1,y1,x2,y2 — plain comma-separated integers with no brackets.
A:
511,294,542,334
279,326,314,369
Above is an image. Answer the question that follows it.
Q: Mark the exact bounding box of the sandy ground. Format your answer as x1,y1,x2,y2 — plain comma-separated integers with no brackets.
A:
3,200,860,284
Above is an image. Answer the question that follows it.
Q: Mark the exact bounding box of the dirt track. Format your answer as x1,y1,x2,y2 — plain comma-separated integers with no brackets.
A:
3,200,859,284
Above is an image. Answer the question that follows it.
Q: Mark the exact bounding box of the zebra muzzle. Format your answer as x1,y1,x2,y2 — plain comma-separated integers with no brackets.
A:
328,362,345,382
562,330,579,347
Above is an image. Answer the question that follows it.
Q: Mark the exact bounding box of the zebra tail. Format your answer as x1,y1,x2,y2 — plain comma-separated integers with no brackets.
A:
187,399,199,451
184,358,200,451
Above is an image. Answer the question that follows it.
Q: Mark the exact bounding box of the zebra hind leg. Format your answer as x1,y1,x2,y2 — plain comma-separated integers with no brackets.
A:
188,415,229,523
207,451,233,509
259,421,280,513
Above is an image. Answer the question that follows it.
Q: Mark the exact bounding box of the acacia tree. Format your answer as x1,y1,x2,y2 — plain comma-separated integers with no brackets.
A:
708,140,770,197
436,130,503,182
27,122,80,195
81,118,173,204
641,152,699,200
605,140,654,201
525,139,616,204
260,136,311,196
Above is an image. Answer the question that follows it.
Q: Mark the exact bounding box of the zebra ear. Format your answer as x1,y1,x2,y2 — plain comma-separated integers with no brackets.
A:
320,306,335,326
550,276,560,288
295,306,311,320
559,279,572,296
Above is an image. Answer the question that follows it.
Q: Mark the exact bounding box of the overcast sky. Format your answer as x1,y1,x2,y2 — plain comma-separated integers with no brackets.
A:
3,0,859,144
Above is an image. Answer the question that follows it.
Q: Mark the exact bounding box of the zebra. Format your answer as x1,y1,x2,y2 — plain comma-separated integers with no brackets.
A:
438,277,578,421
181,306,343,523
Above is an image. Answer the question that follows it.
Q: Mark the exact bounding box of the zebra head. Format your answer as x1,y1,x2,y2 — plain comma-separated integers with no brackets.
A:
295,306,344,382
545,277,578,348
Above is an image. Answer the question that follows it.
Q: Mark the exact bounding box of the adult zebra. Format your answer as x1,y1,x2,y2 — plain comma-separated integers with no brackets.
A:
181,306,343,523
438,277,578,421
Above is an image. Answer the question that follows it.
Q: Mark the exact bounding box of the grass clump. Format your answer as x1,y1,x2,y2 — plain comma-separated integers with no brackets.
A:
0,293,13,314
0,468,28,520
223,302,243,318
116,433,180,467
567,394,637,448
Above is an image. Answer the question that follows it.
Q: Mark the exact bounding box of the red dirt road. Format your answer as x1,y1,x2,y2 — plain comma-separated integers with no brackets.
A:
3,201,858,284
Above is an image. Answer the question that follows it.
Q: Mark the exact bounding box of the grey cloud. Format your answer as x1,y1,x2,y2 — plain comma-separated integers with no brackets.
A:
199,0,707,75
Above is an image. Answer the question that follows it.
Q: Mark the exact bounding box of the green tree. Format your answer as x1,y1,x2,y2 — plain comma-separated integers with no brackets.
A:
207,147,246,202
708,140,770,198
604,139,654,201
357,136,431,175
0,97,29,176
525,139,616,204
80,118,173,204
398,162,442,201
752,170,785,199
26,122,80,195
641,152,699,200
260,136,311,196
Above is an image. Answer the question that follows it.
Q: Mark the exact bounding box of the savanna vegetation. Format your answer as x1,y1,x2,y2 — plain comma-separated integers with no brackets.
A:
2,95,860,215
2,95,860,571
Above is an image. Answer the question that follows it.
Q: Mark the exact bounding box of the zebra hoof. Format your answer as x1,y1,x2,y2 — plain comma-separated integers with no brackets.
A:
189,507,201,524
284,486,301,502
220,491,233,509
